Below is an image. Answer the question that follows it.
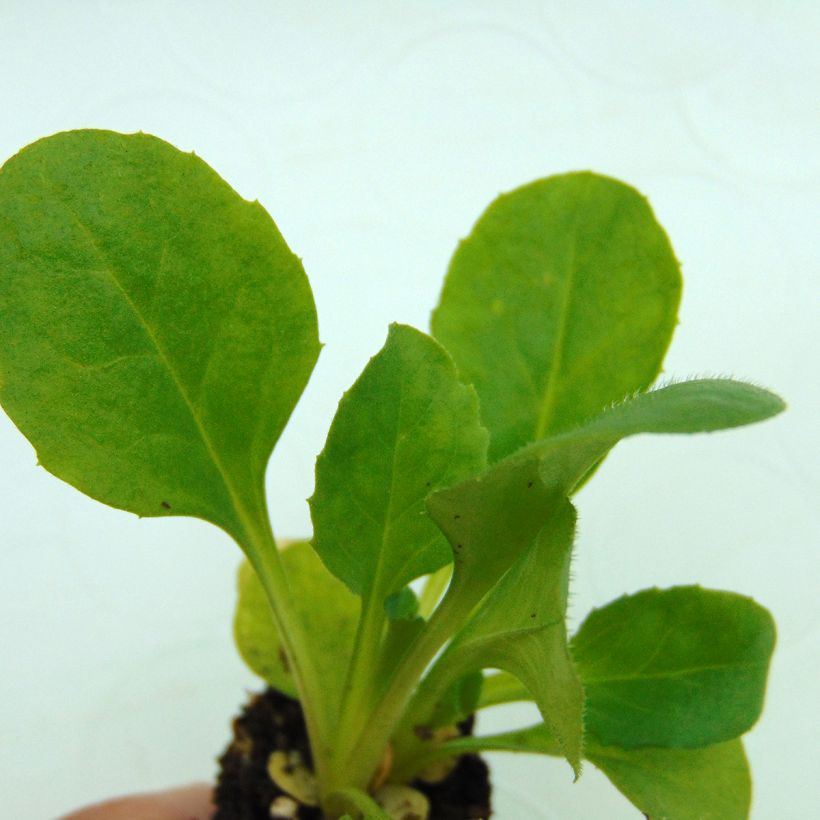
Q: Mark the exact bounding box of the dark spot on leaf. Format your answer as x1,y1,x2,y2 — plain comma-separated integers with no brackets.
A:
527,481,533,488
414,725,434,740
278,647,291,673
425,481,431,487
530,612,536,618
454,514,461,520
160,500,171,509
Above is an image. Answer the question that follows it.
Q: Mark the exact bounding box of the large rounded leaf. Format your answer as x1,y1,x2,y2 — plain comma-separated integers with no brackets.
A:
572,586,776,748
0,130,320,539
432,172,681,461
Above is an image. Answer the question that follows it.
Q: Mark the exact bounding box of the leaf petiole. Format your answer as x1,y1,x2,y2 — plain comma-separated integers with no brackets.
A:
241,520,335,791
329,580,389,778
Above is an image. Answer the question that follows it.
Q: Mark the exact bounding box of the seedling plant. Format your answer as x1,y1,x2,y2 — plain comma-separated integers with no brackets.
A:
0,131,784,819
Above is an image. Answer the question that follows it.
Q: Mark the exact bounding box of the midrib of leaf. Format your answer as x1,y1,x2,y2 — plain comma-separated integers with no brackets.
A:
47,180,260,538
385,394,466,591
577,620,676,677
330,378,414,774
583,659,766,685
374,375,410,598
533,178,589,441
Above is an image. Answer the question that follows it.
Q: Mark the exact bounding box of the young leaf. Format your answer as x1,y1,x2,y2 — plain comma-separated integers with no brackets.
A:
432,172,681,461
587,739,751,820
530,378,786,492
572,586,776,748
311,324,488,771
425,453,559,613
311,323,488,598
424,378,783,613
234,541,359,719
412,500,583,775
0,130,319,540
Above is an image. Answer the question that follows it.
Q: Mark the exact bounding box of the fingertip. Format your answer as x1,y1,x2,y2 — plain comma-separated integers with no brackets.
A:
61,783,215,820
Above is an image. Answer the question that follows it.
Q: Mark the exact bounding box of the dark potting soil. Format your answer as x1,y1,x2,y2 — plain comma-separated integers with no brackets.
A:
214,688,492,819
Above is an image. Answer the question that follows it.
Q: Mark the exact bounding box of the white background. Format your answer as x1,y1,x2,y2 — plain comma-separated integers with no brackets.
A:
1,2,818,818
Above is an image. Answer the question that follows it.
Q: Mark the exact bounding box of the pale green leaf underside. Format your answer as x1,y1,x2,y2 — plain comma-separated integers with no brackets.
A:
234,541,359,721
0,130,319,539
571,586,775,749
432,172,682,462
311,323,487,597
426,453,559,614
439,500,583,774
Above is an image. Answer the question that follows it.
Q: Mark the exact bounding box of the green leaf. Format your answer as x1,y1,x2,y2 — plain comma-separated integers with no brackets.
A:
418,500,583,774
426,452,559,613
234,541,359,718
311,323,488,598
530,378,786,492
432,172,681,461
572,586,776,748
587,739,751,820
0,130,319,540
384,586,420,620
311,324,488,767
